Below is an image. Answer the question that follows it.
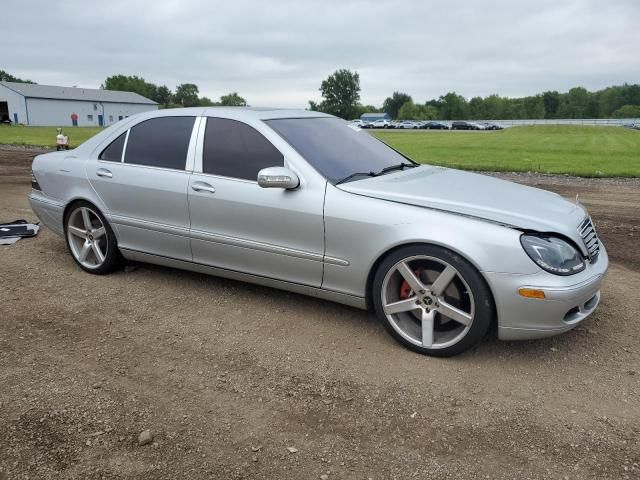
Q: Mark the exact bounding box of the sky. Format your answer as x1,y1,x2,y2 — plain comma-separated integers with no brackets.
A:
2,0,639,108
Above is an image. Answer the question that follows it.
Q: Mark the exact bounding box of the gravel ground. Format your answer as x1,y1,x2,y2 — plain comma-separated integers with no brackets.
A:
1,148,639,479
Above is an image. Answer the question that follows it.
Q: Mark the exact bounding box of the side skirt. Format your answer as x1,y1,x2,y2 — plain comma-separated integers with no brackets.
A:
119,248,367,310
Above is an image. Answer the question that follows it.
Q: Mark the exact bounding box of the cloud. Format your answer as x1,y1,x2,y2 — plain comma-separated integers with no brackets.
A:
2,0,638,107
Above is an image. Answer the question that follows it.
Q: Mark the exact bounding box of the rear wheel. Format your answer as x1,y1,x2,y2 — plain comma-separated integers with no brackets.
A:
372,245,493,357
64,201,121,274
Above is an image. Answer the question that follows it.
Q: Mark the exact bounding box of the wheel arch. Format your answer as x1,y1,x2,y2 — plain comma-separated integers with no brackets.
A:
364,241,498,330
62,198,119,242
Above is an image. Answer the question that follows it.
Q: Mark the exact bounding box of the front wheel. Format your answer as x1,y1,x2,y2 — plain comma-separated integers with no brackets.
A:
64,201,121,274
372,245,494,357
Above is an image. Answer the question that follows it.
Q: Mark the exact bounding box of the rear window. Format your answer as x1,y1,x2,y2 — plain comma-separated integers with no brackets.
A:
99,132,126,162
124,116,195,170
266,117,409,183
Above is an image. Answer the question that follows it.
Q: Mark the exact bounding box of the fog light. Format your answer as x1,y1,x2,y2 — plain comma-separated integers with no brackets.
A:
518,288,546,299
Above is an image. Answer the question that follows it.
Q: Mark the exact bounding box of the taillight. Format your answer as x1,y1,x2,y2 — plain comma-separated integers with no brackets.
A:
31,171,42,191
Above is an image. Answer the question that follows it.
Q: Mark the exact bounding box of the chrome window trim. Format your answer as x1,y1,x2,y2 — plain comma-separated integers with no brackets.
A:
194,116,206,173
184,116,203,173
120,128,130,163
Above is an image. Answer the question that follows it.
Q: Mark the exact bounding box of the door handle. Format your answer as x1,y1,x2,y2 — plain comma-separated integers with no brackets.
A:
96,168,113,178
191,182,215,193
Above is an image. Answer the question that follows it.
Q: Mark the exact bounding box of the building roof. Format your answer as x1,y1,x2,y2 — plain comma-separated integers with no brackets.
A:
0,81,157,105
361,112,390,119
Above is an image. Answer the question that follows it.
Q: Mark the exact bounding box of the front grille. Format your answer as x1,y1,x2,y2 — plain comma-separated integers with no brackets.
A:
578,216,600,260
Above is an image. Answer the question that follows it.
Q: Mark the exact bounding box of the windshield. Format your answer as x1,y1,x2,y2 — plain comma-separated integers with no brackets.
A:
266,117,413,184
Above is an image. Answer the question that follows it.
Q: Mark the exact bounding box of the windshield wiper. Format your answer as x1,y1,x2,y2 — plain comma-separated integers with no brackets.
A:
335,171,378,185
377,162,418,175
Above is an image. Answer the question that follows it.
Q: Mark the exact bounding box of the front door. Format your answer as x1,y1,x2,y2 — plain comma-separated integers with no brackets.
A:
188,117,325,287
98,114,104,127
88,116,197,261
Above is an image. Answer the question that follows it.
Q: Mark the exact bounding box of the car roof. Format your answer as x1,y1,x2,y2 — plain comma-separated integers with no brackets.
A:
201,107,333,120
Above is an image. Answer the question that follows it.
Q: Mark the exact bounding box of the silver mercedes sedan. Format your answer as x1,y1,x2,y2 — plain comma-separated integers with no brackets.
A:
29,108,608,356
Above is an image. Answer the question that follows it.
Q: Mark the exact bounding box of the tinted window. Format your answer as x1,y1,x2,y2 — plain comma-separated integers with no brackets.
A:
125,116,195,170
203,118,283,180
99,132,126,162
266,117,411,183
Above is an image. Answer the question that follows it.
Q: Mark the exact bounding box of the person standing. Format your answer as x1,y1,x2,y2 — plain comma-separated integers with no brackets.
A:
71,112,78,127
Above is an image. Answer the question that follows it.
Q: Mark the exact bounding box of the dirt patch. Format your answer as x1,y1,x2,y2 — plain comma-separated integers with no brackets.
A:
1,148,639,479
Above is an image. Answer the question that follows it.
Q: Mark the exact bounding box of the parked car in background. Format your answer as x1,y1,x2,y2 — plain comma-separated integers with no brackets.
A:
482,122,504,130
451,121,479,130
350,119,364,127
423,121,449,130
371,119,391,129
29,108,609,357
397,121,420,129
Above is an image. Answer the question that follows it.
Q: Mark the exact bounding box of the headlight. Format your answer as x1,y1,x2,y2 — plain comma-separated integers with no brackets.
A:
520,234,586,276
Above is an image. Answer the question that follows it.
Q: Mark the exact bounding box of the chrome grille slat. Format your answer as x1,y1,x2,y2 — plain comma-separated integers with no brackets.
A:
578,216,599,260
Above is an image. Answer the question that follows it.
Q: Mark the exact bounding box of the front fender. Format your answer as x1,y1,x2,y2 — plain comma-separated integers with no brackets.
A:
322,185,538,298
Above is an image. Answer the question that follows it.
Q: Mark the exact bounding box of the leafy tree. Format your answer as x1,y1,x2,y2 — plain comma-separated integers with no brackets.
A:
220,92,247,106
558,87,590,118
468,97,484,119
352,104,381,119
542,91,560,118
311,69,361,119
174,83,200,107
104,75,158,102
612,104,640,118
522,95,545,119
422,105,439,120
438,92,469,120
397,101,418,120
155,85,172,106
198,96,216,106
383,92,413,119
0,69,35,83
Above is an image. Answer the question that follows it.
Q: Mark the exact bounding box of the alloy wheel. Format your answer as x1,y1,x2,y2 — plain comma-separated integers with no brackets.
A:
381,255,475,349
66,206,108,269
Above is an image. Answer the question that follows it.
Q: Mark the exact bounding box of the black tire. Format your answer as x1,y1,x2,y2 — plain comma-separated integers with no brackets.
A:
63,200,122,275
372,244,494,357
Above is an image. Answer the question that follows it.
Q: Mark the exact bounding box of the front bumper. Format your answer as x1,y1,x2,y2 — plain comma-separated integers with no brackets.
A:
484,245,609,341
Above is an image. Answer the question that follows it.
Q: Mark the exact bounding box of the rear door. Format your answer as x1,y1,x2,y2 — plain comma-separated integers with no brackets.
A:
187,117,325,287
89,115,199,261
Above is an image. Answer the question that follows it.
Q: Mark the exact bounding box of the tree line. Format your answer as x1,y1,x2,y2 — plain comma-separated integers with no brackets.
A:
102,75,247,108
3,68,639,119
0,69,248,108
310,70,640,120
0,69,36,84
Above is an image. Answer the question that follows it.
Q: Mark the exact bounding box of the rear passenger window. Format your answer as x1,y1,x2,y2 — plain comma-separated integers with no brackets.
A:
124,116,195,170
99,132,126,162
203,118,283,180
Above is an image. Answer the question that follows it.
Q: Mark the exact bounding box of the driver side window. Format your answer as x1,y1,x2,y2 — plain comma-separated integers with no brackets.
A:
202,117,283,181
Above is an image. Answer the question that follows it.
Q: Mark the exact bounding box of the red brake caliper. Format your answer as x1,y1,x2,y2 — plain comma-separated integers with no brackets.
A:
399,268,425,299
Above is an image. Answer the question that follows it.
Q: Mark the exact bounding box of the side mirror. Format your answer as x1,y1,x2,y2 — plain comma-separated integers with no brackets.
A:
257,167,299,189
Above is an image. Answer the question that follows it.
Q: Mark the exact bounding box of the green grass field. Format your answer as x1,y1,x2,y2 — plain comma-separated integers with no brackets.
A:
374,126,640,177
0,125,103,148
1,124,638,177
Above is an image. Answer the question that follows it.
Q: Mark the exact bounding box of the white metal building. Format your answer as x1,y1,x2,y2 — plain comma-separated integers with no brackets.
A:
0,81,158,127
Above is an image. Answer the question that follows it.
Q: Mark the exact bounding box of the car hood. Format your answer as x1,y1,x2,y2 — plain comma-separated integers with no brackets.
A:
338,166,588,248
